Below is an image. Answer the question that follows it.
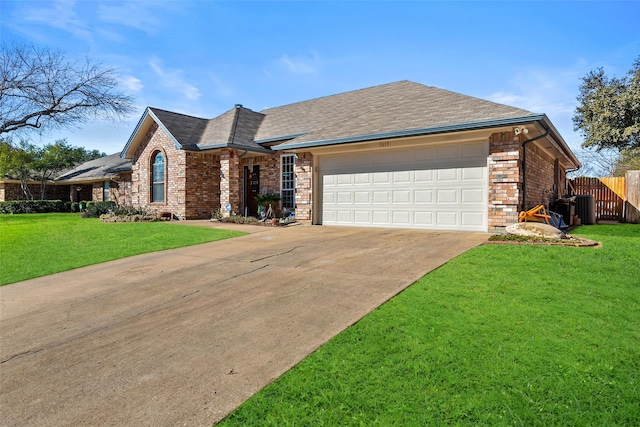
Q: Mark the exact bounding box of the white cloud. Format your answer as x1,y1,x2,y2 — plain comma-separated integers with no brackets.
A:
485,65,589,148
274,52,322,75
149,59,201,101
97,2,162,33
120,75,144,92
18,0,93,42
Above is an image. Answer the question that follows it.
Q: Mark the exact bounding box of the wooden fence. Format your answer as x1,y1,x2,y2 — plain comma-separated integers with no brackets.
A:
626,171,640,223
571,172,640,223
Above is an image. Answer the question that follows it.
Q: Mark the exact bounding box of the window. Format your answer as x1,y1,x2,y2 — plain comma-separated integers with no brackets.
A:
281,154,296,210
151,151,165,202
103,181,110,201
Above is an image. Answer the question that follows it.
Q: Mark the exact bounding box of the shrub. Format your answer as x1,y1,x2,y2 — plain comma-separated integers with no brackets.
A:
0,200,67,214
99,205,157,222
83,201,116,218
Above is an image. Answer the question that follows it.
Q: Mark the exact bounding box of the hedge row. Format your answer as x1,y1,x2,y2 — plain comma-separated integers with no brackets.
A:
0,200,69,214
0,200,116,215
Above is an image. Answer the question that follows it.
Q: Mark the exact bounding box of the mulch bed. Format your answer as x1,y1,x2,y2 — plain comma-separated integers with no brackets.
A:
485,234,600,247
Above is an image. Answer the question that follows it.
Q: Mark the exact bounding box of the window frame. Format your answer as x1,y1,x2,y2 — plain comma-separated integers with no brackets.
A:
103,180,110,202
151,150,166,203
280,154,296,210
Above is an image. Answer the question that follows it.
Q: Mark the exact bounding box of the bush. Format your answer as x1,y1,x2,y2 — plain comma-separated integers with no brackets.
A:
83,201,116,218
99,205,157,222
0,200,67,214
70,202,79,213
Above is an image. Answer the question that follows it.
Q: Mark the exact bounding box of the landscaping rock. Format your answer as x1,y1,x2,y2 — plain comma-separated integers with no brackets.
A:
505,222,563,239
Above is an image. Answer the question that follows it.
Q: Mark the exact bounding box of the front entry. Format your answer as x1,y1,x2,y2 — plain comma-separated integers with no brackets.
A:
244,165,260,215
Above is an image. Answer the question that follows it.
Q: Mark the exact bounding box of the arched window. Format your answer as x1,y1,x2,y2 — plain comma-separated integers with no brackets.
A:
151,151,165,202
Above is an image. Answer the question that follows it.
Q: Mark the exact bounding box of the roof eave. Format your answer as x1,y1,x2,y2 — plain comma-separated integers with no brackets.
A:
272,115,546,151
195,143,274,155
536,115,581,169
121,108,183,159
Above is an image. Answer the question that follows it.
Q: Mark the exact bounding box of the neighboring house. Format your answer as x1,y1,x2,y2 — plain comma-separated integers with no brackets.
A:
0,153,132,204
55,154,133,205
1,81,580,232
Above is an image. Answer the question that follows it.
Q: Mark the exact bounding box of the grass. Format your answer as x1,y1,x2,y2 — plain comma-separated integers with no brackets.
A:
0,213,245,286
219,224,640,426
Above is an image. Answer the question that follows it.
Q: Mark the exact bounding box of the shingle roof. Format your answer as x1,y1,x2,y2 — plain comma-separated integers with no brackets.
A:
127,81,581,167
148,108,208,149
256,80,536,147
56,153,132,182
149,106,268,152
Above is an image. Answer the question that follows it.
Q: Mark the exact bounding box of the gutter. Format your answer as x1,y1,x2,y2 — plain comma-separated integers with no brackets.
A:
272,115,545,151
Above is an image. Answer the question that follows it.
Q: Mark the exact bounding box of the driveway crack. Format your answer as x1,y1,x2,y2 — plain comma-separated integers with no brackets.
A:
1,289,202,365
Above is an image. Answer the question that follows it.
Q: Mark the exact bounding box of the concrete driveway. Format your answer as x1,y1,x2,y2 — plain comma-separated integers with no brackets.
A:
0,225,488,426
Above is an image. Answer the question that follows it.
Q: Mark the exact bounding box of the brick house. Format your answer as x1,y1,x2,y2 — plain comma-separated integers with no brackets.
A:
1,81,580,232
119,80,579,231
0,153,131,205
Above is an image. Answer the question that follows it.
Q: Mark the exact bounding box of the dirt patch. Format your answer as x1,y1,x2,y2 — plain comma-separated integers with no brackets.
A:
486,234,600,247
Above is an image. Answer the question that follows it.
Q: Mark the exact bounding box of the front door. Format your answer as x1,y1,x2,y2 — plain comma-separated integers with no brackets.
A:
244,165,260,215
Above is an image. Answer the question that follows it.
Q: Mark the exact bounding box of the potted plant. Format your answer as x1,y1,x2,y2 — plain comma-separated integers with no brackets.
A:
255,192,281,219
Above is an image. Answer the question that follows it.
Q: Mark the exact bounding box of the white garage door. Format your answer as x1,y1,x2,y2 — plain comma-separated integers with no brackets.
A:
320,141,488,231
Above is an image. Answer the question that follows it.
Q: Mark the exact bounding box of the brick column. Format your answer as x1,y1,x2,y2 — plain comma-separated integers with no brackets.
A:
294,152,313,221
488,131,523,231
220,149,240,217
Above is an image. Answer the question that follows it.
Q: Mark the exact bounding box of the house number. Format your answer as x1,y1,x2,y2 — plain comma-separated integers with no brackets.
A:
379,141,390,148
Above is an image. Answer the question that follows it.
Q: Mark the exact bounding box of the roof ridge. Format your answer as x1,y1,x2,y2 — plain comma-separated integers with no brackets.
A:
259,80,416,113
148,107,208,121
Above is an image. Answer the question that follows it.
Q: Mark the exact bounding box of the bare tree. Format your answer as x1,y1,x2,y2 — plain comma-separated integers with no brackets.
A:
0,43,134,136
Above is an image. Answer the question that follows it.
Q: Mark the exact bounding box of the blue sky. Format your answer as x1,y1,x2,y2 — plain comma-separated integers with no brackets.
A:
1,0,639,155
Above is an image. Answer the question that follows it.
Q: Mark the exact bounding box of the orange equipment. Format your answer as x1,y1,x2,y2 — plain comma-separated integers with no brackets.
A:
518,205,551,225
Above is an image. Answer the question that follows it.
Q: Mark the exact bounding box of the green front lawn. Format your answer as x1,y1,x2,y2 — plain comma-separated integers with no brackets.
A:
0,213,245,286
220,224,640,426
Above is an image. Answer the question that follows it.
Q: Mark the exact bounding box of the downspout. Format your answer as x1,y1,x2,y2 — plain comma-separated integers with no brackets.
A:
521,125,550,212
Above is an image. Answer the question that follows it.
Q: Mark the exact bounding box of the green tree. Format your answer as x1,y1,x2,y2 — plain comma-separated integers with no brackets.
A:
573,56,640,151
615,147,640,176
0,140,38,199
33,139,105,199
0,139,105,200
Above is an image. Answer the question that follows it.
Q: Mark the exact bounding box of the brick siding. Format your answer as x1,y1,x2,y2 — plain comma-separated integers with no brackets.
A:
488,131,523,231
294,152,313,221
524,143,555,209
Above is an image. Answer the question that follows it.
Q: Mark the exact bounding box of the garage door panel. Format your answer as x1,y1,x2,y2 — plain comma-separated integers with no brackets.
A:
354,191,370,203
415,169,434,182
414,211,434,225
414,189,433,203
353,173,370,185
320,142,488,231
462,167,485,180
393,170,411,182
437,168,458,181
393,211,411,224
437,145,461,160
373,172,391,183
336,210,353,222
461,211,485,227
461,188,484,203
393,190,411,203
463,142,486,158
372,211,390,223
354,210,370,223
373,191,390,203
336,192,352,204
437,211,458,226
436,189,458,203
